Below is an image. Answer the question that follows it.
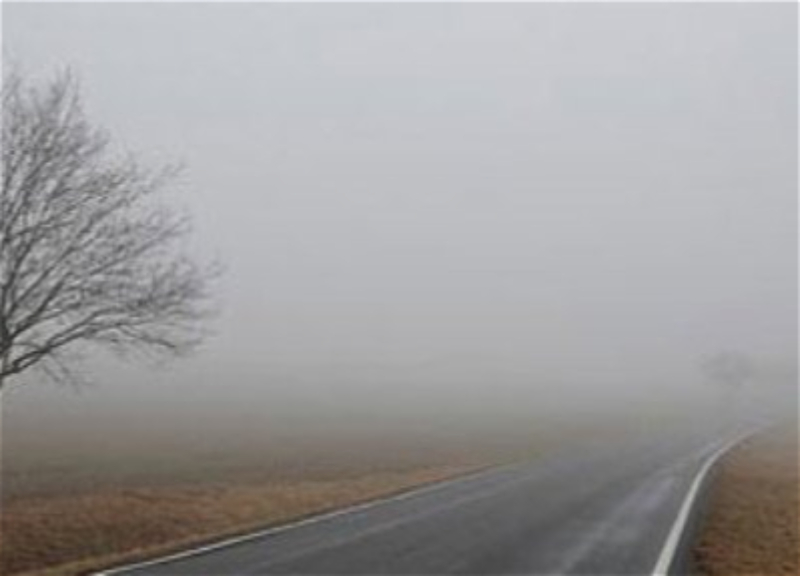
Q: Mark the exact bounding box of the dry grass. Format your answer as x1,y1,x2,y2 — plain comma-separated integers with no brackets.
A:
0,416,662,576
694,423,799,576
1,464,482,576
2,419,519,575
2,422,554,576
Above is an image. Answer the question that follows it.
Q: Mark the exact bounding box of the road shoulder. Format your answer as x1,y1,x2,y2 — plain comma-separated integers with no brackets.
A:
693,423,798,575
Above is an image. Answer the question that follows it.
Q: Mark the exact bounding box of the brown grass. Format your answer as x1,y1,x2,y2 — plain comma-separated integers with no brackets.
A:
694,423,799,576
1,464,481,576
0,416,660,576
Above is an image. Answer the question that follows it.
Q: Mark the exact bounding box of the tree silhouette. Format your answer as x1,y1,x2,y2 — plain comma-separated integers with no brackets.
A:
0,71,216,392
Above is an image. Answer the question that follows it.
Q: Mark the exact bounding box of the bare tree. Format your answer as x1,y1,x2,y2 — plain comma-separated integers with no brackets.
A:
0,71,216,393
699,350,755,424
700,351,754,392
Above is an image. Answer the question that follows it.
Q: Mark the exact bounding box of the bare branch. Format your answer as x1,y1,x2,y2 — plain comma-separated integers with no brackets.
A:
0,69,217,390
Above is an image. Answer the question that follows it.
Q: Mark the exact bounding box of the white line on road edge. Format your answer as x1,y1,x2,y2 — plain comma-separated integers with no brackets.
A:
650,428,760,576
94,462,521,576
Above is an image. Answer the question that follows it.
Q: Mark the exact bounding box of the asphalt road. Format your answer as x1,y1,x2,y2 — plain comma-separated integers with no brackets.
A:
104,426,736,575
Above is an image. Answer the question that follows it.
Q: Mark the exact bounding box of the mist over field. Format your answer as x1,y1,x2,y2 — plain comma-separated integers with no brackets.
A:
2,2,796,467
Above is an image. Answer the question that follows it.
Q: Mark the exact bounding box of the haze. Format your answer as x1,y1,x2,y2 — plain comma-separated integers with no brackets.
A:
3,3,796,452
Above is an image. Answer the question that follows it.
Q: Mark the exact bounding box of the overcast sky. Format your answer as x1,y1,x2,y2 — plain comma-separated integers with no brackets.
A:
3,3,797,435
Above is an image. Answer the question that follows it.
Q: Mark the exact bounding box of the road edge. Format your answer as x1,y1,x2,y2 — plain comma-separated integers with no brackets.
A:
650,428,760,576
93,461,521,576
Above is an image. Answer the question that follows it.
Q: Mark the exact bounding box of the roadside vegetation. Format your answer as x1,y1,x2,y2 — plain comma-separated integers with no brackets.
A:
0,417,639,576
694,422,799,575
1,435,482,575
0,424,539,576
2,459,476,576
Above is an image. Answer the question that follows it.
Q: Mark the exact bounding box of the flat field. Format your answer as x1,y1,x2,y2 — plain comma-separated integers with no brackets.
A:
0,412,677,576
1,420,575,576
694,422,799,575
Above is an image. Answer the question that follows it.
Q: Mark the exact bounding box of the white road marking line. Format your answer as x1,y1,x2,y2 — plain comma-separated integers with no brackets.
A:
94,429,762,576
241,463,544,575
650,429,759,576
94,462,521,576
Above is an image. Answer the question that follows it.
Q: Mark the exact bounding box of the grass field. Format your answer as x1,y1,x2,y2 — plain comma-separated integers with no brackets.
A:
1,421,569,576
694,422,799,576
2,462,479,576
0,411,693,576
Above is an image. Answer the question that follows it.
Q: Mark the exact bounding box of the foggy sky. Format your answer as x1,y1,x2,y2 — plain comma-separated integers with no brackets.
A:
3,3,797,433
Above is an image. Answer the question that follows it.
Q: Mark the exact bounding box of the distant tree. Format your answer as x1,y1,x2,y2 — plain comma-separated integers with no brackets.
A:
0,71,216,392
699,351,755,422
700,351,754,392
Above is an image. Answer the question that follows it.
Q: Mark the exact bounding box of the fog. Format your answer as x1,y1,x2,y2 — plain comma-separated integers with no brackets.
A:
3,3,796,452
